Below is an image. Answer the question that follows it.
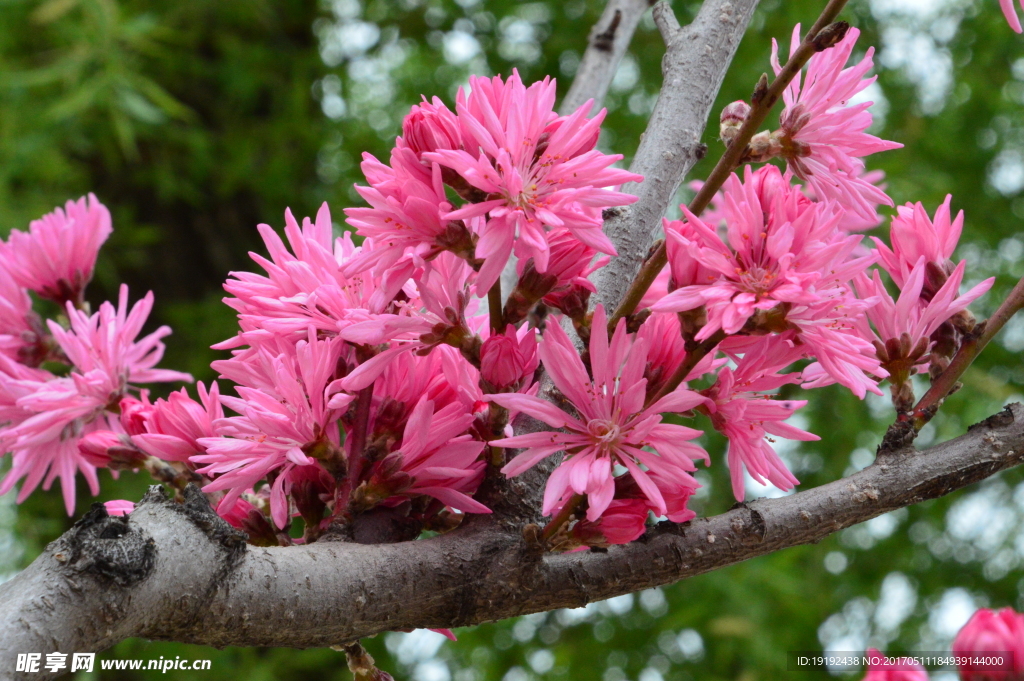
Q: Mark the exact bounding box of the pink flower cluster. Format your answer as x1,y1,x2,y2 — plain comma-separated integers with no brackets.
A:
0,197,190,514
0,45,994,553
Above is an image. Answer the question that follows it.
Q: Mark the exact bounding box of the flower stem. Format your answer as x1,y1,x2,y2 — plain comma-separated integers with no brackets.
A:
910,274,1024,429
606,0,851,333
541,493,583,542
488,277,503,333
646,329,727,408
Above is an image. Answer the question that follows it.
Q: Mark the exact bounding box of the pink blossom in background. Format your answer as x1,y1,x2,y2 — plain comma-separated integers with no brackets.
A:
861,649,928,681
0,194,112,306
772,26,901,221
103,499,135,516
873,195,964,290
422,70,641,292
0,285,189,515
489,306,708,522
704,336,818,501
952,607,1024,680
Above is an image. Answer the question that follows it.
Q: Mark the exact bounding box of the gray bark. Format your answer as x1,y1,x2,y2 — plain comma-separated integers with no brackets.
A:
559,0,654,116
1,405,1022,677
592,0,761,311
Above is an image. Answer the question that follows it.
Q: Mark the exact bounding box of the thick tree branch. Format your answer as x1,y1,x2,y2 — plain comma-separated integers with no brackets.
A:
559,0,654,116
3,404,1023,674
591,0,760,313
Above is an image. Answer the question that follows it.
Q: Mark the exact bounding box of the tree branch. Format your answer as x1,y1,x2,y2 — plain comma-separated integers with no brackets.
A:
591,0,760,314
560,0,654,116
4,404,1023,671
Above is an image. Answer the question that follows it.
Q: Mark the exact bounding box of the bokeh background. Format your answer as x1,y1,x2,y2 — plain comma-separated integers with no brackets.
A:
1,0,1024,678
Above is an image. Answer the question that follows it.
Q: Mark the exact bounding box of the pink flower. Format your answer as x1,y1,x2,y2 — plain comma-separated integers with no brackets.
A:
567,498,650,547
77,430,145,468
343,148,460,280
772,26,901,221
653,166,886,398
131,382,223,462
50,285,193,389
399,97,462,156
0,266,40,364
480,324,539,389
704,336,818,501
0,285,189,514
854,259,994,368
0,194,112,306
1001,0,1024,32
385,396,488,514
197,332,351,528
873,196,963,290
652,165,852,336
103,500,135,516
861,649,928,681
423,70,641,292
488,306,708,521
217,203,404,351
952,608,1024,680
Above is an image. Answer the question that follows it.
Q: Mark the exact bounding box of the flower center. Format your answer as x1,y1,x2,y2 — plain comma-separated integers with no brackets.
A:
736,263,778,297
586,419,621,452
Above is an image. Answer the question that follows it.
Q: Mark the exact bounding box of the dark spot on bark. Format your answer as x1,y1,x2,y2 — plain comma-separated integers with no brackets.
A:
969,403,1017,431
694,143,708,161
593,10,622,52
56,503,156,587
878,420,917,454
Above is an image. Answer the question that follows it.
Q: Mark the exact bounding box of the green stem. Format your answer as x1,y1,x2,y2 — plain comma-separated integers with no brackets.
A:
606,0,851,333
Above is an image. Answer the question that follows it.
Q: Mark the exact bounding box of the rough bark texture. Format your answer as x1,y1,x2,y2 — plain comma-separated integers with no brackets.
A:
592,0,760,311
2,405,1022,675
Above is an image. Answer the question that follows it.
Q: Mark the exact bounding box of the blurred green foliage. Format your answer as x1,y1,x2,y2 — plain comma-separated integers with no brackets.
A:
3,0,1024,679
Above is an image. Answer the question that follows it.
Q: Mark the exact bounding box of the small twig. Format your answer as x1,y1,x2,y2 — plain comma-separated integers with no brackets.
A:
607,0,851,333
910,275,1024,429
645,329,727,408
541,494,583,541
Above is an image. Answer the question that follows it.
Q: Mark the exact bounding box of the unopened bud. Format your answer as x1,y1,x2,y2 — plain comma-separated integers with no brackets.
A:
746,130,783,163
119,395,152,436
812,21,850,52
751,73,769,106
78,430,147,468
720,100,751,145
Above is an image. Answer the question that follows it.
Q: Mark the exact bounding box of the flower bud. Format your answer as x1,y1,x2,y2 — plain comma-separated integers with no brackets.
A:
119,394,153,436
400,101,461,156
78,430,147,468
952,608,1024,681
480,325,538,389
720,100,751,145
